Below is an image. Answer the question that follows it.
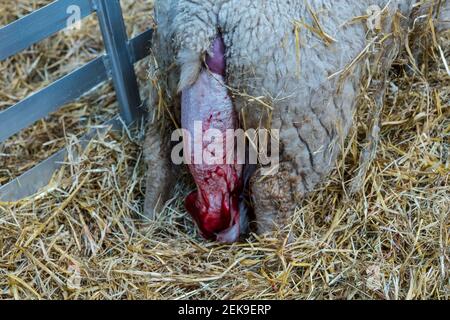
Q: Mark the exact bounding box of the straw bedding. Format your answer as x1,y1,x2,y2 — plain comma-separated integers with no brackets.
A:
0,0,448,299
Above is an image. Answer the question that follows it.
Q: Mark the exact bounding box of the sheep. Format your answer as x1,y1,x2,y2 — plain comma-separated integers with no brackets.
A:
144,0,449,241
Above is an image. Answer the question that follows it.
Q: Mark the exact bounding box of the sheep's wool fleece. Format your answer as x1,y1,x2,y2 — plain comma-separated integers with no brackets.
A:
149,0,449,232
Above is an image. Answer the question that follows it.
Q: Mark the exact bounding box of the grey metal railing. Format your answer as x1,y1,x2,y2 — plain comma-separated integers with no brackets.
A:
0,0,153,201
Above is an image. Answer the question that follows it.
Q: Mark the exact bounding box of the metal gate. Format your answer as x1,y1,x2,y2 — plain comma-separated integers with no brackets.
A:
0,0,153,201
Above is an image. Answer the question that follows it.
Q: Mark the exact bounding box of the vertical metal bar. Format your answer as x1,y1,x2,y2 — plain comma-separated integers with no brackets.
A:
94,0,144,125
0,29,153,199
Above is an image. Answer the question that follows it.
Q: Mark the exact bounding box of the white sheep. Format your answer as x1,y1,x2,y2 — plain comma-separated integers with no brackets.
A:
144,0,449,240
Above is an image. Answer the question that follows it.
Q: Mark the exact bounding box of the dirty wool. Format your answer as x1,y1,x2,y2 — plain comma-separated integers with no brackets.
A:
0,0,448,299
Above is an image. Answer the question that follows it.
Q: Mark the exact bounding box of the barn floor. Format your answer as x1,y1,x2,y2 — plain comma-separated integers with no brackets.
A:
0,1,449,299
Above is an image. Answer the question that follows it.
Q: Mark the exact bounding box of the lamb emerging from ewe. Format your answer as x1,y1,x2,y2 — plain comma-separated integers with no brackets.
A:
143,0,449,242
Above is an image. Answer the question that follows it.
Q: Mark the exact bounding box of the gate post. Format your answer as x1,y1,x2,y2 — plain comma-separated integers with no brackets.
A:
93,0,145,125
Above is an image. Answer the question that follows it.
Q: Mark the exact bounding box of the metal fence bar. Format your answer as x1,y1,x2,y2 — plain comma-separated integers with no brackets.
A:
0,30,153,143
0,1,154,201
0,57,108,143
94,0,144,125
0,0,94,61
0,29,153,200
128,29,153,63
0,117,122,202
